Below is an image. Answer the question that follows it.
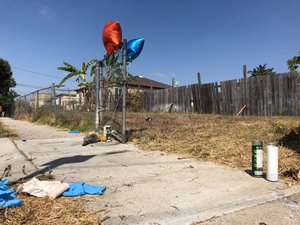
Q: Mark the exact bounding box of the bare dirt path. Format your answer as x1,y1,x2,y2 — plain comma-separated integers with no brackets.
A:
1,117,300,225
0,117,83,139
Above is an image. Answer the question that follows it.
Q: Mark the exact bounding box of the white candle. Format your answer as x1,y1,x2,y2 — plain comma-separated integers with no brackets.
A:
266,142,279,182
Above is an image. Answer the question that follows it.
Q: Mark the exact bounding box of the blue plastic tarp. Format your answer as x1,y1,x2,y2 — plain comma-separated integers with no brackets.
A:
69,130,80,134
0,178,22,208
62,183,106,197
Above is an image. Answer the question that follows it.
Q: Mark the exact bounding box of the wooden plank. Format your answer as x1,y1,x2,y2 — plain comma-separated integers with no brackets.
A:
220,81,226,114
263,76,268,116
278,75,283,115
273,75,279,115
266,75,272,116
251,76,256,116
214,82,220,114
258,76,263,116
291,74,296,115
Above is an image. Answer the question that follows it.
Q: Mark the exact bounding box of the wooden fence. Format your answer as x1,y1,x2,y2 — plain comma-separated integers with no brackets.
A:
141,73,300,116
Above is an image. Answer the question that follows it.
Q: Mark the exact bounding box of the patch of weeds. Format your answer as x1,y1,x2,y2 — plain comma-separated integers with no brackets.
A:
0,123,17,138
271,122,286,134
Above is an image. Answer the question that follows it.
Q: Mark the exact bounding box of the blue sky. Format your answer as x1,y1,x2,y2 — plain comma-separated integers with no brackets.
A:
1,0,299,95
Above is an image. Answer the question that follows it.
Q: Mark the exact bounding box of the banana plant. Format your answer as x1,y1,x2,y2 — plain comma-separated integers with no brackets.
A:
57,59,97,87
58,59,97,110
102,52,134,109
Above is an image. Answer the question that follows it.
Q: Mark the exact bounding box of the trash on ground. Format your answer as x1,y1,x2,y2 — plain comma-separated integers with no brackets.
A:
69,130,80,134
82,125,113,146
0,178,22,208
17,177,69,200
82,132,101,146
62,182,106,197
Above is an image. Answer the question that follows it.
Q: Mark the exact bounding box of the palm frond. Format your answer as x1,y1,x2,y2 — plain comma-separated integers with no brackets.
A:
81,62,86,73
63,62,77,71
86,59,97,67
57,66,77,73
58,71,79,86
90,65,96,76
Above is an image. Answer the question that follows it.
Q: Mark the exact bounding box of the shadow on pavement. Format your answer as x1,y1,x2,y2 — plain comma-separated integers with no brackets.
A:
20,155,96,181
102,150,130,155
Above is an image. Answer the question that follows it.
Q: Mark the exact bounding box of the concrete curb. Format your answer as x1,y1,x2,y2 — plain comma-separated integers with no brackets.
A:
166,185,300,225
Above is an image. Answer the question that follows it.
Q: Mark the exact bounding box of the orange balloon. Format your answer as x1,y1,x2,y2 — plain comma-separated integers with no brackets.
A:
102,20,122,55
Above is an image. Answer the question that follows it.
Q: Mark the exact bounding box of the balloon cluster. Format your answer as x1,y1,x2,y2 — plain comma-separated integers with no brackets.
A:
102,20,144,62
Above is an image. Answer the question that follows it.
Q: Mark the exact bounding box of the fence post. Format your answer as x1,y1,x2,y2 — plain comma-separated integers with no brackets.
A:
52,83,56,111
197,72,201,85
215,82,219,113
95,61,100,130
99,62,104,126
243,65,247,112
122,39,127,143
36,91,39,109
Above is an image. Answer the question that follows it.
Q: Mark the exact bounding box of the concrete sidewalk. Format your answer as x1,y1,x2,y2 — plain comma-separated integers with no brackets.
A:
1,117,300,224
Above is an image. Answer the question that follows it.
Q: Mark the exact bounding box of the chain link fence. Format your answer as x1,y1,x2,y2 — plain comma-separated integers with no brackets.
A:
14,82,127,140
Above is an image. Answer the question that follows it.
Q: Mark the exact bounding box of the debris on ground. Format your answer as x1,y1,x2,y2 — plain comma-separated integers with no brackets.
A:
82,132,101,146
18,177,69,200
0,177,107,224
0,178,22,208
68,130,80,134
62,182,106,197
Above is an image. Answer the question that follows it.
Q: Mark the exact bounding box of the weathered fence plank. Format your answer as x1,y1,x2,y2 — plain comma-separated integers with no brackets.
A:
141,73,299,116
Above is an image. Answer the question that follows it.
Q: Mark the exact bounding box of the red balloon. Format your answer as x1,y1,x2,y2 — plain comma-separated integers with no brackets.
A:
102,21,122,55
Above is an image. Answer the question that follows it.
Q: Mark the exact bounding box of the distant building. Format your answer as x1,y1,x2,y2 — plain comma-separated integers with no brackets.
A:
55,91,79,110
29,93,52,109
127,76,171,90
75,75,171,107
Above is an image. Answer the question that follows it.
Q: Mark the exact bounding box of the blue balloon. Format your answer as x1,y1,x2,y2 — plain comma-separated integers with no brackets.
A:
126,38,145,62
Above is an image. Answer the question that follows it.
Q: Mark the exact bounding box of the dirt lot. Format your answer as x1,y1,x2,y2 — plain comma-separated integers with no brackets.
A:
126,113,300,185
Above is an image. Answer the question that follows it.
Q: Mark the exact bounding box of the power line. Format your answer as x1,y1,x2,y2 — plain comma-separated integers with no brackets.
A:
16,83,45,89
12,66,77,82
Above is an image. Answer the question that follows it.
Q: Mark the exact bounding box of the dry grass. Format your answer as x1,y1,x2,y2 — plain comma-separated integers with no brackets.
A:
0,194,108,225
126,113,300,185
0,176,108,225
0,122,17,138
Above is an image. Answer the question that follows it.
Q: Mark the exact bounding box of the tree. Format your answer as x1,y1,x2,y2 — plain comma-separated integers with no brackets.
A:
0,58,17,107
287,52,300,72
248,64,276,77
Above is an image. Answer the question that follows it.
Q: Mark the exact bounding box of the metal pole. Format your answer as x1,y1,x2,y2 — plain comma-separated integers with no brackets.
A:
52,83,56,112
95,61,100,130
122,39,127,143
99,62,104,126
